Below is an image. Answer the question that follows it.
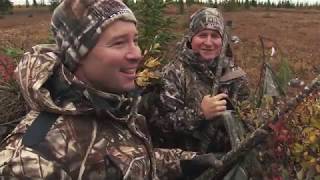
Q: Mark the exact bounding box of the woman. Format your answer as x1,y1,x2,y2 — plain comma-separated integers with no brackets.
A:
0,1,204,179
150,8,250,153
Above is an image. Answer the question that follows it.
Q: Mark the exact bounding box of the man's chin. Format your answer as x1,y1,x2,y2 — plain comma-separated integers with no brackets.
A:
199,56,215,62
121,83,137,92
102,83,136,94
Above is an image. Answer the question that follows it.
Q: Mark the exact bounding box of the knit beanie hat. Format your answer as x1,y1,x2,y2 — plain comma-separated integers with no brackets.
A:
51,0,137,72
188,8,224,40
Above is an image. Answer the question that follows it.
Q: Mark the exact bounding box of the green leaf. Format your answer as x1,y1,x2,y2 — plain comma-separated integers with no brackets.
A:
3,48,24,59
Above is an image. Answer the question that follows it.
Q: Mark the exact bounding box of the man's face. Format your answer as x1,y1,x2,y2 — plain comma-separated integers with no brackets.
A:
76,20,142,93
191,29,222,61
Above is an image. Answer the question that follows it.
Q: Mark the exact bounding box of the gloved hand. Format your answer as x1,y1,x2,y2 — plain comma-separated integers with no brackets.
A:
180,153,223,179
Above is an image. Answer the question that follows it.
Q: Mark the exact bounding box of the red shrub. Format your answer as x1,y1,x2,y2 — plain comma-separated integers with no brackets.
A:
0,55,16,82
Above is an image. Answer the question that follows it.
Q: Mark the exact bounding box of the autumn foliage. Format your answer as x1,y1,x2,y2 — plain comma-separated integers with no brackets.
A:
0,55,15,83
0,54,27,140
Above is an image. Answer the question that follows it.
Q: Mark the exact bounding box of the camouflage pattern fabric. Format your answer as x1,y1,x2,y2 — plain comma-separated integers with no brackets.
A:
149,37,250,153
0,45,196,180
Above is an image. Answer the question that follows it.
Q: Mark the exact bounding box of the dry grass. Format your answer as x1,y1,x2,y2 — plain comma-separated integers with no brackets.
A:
165,5,320,88
0,6,318,119
0,5,319,114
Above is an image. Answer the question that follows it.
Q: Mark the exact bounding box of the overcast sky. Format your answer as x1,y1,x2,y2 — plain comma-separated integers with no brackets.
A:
12,0,320,5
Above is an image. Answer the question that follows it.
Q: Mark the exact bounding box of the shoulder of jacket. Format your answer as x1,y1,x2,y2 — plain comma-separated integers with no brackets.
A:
163,60,185,76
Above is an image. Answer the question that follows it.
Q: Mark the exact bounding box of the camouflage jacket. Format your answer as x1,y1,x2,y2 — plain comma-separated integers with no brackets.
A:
0,44,196,180
149,39,250,152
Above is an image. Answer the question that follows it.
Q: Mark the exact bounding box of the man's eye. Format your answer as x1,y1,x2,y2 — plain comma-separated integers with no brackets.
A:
112,41,125,46
211,33,220,39
198,34,207,38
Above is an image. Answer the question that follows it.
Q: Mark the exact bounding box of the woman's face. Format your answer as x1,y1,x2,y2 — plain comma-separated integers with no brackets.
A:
76,20,142,93
191,29,222,61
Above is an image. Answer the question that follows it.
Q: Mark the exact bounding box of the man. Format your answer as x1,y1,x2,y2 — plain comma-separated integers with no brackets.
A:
146,8,268,180
149,8,250,153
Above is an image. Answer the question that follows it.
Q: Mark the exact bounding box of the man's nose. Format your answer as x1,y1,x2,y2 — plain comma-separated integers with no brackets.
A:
126,44,142,62
204,36,213,46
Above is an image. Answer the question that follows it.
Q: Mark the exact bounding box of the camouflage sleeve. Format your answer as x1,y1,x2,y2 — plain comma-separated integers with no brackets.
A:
153,148,197,179
155,63,202,133
0,147,71,179
0,111,71,179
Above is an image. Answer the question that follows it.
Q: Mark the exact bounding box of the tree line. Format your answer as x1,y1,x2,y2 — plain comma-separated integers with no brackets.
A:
127,0,320,13
2,0,320,15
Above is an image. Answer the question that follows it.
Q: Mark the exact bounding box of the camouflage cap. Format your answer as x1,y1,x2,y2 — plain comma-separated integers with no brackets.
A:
188,8,224,40
51,0,137,72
